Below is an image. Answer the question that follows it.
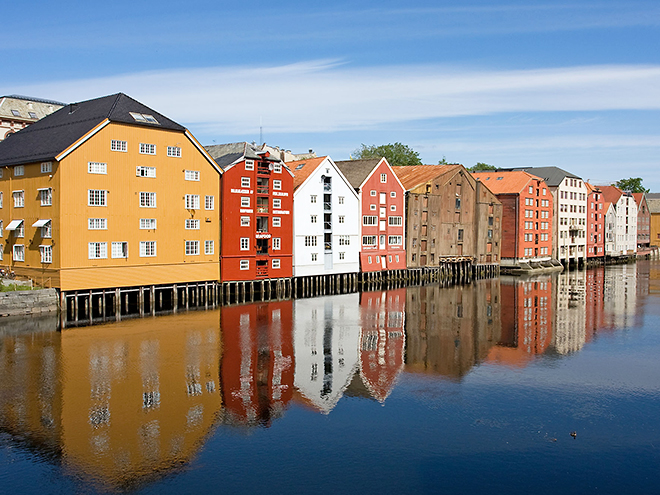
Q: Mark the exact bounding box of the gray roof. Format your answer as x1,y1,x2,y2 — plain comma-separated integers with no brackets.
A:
334,158,382,190
646,192,660,199
0,93,185,167
647,198,660,214
497,166,581,187
204,142,282,170
0,96,64,122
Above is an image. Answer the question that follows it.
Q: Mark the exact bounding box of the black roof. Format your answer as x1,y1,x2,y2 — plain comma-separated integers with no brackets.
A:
204,142,281,171
497,166,581,187
0,93,185,167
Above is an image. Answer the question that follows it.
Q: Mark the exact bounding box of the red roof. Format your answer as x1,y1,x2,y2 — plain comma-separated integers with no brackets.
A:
391,164,459,190
288,156,328,190
599,185,624,205
470,170,543,194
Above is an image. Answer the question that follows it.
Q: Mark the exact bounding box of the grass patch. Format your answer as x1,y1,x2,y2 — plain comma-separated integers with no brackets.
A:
0,283,34,292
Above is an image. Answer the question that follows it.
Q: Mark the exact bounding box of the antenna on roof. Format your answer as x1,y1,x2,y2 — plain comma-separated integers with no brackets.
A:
259,116,263,146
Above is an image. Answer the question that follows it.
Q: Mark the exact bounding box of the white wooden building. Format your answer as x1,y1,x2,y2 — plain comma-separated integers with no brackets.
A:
602,186,638,257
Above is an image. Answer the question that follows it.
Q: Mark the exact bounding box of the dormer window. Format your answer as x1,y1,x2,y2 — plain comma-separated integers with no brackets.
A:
130,112,159,124
11,110,20,117
28,112,38,119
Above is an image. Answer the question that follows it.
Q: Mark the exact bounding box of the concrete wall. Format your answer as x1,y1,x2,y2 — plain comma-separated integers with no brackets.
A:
0,288,59,316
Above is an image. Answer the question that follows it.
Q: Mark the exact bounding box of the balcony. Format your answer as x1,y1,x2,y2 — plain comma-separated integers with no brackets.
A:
324,202,331,211
256,238,269,255
256,177,269,195
256,260,268,278
256,198,269,213
257,163,270,175
256,216,269,233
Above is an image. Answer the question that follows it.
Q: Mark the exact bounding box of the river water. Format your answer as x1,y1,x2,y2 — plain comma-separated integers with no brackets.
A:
0,262,659,494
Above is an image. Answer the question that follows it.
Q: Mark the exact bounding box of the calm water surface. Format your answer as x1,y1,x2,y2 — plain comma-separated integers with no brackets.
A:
1,262,659,494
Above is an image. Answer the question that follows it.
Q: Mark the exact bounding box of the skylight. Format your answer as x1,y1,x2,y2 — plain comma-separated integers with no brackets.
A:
28,112,37,119
11,110,20,117
295,163,306,170
129,112,159,125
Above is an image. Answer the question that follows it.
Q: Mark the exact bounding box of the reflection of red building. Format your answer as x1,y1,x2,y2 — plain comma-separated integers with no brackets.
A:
358,289,406,402
487,277,553,367
586,183,605,258
220,300,294,427
585,266,605,342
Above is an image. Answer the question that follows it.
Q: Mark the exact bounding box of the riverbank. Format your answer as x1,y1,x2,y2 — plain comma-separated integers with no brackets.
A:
0,288,59,317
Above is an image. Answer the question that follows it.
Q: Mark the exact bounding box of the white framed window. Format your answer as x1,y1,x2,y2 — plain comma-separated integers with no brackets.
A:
89,161,107,174
273,217,281,227
240,237,250,250
88,242,107,259
311,215,317,223
338,215,345,223
88,189,107,206
111,140,127,152
272,259,280,269
185,194,200,209
184,170,200,181
388,216,403,226
273,163,282,173
0,169,3,178
240,260,249,270
13,245,24,262
205,240,214,255
310,195,317,203
140,241,156,257
13,190,24,208
41,221,52,238
390,191,396,198
111,242,128,259
185,219,200,230
88,218,107,230
140,192,156,208
339,252,345,260
338,235,350,245
273,198,281,209
0,220,3,237
245,160,254,170
304,235,317,247
39,245,52,263
362,235,377,246
390,205,396,211
41,162,52,173
241,177,250,188
139,143,156,155
140,218,156,230
205,195,214,210
311,253,318,261
240,216,250,226
370,190,377,196
185,240,200,255
0,192,3,208
273,237,281,250
338,196,345,204
14,165,24,176
40,188,52,206
363,215,377,226
380,173,387,183
241,197,250,207
388,235,402,245
370,204,376,211
136,166,156,178
273,180,282,190
167,146,181,157
14,221,24,238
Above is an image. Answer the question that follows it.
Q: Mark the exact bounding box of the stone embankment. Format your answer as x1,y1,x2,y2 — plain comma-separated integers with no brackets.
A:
0,289,59,317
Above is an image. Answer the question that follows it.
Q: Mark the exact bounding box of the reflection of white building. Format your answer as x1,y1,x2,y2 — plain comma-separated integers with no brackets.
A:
603,264,637,329
293,293,360,414
601,186,638,257
553,270,586,354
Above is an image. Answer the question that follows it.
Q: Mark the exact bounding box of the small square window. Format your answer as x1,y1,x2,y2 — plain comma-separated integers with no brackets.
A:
240,260,249,270
273,217,281,227
245,160,254,170
241,177,250,188
241,216,250,226
41,162,52,173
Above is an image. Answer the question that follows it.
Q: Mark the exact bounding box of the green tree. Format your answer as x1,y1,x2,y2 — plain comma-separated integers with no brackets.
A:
353,142,422,167
614,177,649,193
438,156,449,165
468,162,496,172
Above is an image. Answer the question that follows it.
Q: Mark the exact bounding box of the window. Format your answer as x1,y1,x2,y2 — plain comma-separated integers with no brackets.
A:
88,242,107,259
140,241,156,257
311,253,318,261
111,140,127,152
167,146,181,157
185,240,200,255
240,238,250,250
130,112,159,124
273,198,281,209
390,205,396,211
140,192,156,208
40,221,52,238
241,177,250,188
310,195,317,203
14,165,24,176
338,196,345,204
370,190,377,197
272,259,280,269
380,173,387,183
273,180,282,190
0,192,3,208
240,260,249,270
338,215,345,224
311,215,317,223
240,216,250,226
388,216,403,226
362,235,377,246
273,237,281,250
390,191,396,198
363,215,378,226
111,242,128,259
13,245,24,262
28,112,37,119
13,191,24,208
240,197,250,208
339,252,345,260
304,236,317,247
89,162,107,174
136,166,156,177
185,219,200,229
186,194,200,209
89,218,107,230
458,229,464,241
338,235,350,245
13,221,24,238
245,160,254,170
205,240,214,255
389,235,402,245
39,188,52,206
88,189,107,206
11,109,20,117
0,220,3,237
185,170,200,181
39,245,52,263
140,218,156,229
273,163,282,173
455,197,461,210
370,204,376,211
139,143,156,155
41,162,52,173
273,217,281,227
205,195,214,210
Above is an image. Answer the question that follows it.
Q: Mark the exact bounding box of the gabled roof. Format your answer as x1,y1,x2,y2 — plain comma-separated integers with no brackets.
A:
334,158,382,190
632,192,647,207
289,156,328,190
585,182,602,194
498,166,581,187
471,170,543,194
204,142,285,172
0,95,64,122
647,198,660,214
391,164,458,191
599,185,625,205
0,93,185,167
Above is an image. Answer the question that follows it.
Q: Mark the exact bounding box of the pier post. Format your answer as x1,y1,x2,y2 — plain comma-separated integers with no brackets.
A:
173,284,178,313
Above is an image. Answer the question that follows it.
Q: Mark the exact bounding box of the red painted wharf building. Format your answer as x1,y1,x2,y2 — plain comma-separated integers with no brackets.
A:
335,158,406,272
205,143,294,281
586,182,605,259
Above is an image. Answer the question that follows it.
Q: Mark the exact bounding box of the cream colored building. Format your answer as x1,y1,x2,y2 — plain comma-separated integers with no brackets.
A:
0,95,63,140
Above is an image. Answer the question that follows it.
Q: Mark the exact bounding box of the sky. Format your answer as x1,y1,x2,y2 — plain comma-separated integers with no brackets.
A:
2,0,660,189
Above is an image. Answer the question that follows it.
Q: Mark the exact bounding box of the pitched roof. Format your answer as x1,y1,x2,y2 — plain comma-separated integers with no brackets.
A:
632,192,646,207
585,182,602,194
0,93,185,167
204,142,284,171
391,164,458,191
471,170,543,194
498,166,581,187
334,158,382,190
599,185,624,205
646,192,660,199
288,156,328,190
0,95,64,122
647,198,660,214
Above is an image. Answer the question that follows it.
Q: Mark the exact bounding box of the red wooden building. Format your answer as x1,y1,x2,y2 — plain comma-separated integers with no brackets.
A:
205,143,294,282
335,158,406,272
586,182,605,259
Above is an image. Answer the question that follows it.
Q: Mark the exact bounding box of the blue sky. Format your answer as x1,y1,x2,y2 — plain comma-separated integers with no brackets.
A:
3,0,660,189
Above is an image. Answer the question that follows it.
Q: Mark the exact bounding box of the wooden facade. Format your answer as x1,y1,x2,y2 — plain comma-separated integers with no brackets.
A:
586,182,605,259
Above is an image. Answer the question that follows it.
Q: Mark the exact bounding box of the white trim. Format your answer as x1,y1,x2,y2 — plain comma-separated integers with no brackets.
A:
56,119,111,161
32,219,50,228
6,219,23,230
185,130,223,175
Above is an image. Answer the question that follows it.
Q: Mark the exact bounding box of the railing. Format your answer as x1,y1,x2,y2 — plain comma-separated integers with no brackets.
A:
257,206,269,213
256,265,268,277
324,221,332,230
257,186,269,194
324,202,331,211
325,242,332,251
323,183,332,192
257,164,270,174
